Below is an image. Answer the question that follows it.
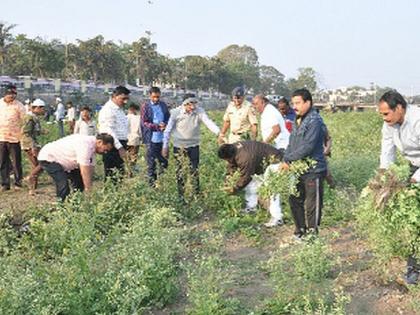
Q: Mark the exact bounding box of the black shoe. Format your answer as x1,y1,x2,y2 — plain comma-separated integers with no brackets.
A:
406,266,419,285
1,186,10,192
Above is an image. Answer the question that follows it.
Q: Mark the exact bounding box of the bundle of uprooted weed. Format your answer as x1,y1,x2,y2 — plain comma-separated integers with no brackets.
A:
356,162,420,261
367,163,410,210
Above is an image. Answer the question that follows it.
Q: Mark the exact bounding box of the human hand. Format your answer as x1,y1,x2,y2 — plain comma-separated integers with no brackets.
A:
161,147,169,158
279,162,290,171
118,148,127,159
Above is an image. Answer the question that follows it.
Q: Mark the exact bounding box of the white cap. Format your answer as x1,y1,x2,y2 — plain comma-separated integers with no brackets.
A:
56,97,62,102
24,99,31,104
32,98,46,107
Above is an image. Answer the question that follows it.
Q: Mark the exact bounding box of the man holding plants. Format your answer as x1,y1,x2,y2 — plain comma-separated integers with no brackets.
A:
378,90,420,285
218,141,285,227
281,88,327,241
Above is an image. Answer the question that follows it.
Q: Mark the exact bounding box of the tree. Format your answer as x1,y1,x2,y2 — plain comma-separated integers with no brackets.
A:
0,21,16,75
217,44,259,66
287,67,318,93
259,65,289,96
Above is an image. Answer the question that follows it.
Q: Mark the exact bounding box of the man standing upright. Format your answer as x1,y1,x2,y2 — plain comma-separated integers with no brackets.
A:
162,94,220,198
253,94,290,150
378,90,420,285
141,86,170,185
218,87,258,144
54,97,66,137
0,85,26,191
281,88,327,240
98,86,130,180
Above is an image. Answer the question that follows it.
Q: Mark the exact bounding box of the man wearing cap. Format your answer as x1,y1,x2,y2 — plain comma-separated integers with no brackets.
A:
0,85,26,191
141,86,170,185
162,93,220,198
38,133,115,201
21,98,46,195
54,97,66,137
218,87,258,144
98,86,130,180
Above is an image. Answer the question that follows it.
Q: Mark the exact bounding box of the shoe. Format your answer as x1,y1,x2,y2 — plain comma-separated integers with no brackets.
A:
405,266,419,285
1,186,10,192
264,218,283,228
242,207,257,214
292,233,305,243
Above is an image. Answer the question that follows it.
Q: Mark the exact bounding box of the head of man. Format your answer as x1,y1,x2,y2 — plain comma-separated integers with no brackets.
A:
80,106,92,121
278,97,290,117
291,88,313,117
149,86,161,104
111,86,131,107
66,101,73,109
182,93,198,113
218,143,237,163
232,87,245,107
378,91,407,126
128,103,139,115
55,97,62,105
3,85,17,103
252,94,269,114
95,133,115,154
31,99,46,115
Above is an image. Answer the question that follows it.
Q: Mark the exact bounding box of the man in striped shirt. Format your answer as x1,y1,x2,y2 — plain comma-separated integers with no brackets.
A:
0,85,26,191
98,86,130,180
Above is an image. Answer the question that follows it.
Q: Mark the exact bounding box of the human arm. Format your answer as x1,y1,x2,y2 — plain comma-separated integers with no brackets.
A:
79,165,94,191
73,121,80,134
140,103,161,131
162,115,176,158
379,123,396,170
200,111,220,135
264,124,280,144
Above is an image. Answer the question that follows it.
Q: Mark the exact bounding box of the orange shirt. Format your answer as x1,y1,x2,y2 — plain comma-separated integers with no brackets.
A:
0,98,26,143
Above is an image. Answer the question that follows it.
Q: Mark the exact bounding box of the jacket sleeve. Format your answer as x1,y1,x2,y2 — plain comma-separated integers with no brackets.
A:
284,118,322,162
234,158,256,190
141,103,159,131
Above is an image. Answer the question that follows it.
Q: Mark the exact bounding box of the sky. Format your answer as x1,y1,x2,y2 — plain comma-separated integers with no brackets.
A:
3,0,420,95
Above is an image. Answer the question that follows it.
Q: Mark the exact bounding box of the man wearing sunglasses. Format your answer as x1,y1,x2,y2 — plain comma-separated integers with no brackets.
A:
218,87,258,144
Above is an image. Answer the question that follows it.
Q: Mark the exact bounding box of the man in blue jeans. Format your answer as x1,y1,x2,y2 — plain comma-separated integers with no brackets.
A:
140,86,170,185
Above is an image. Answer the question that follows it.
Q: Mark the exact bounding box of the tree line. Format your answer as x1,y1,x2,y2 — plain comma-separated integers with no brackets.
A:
0,22,317,96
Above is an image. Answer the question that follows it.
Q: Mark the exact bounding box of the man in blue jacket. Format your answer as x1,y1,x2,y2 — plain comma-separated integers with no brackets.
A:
281,88,327,240
140,86,170,185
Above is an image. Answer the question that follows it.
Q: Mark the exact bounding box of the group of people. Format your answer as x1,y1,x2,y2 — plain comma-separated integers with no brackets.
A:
0,83,419,284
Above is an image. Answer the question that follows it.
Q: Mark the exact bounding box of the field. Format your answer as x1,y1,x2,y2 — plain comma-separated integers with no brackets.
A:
0,110,419,315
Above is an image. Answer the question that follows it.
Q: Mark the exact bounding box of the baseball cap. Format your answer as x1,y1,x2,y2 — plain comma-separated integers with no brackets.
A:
232,87,245,97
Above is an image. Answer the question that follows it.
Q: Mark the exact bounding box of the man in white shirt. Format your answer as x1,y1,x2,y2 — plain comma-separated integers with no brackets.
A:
38,133,114,201
74,106,96,136
378,90,420,285
251,94,290,227
162,94,220,198
127,103,141,177
98,86,130,180
66,101,76,133
54,97,66,138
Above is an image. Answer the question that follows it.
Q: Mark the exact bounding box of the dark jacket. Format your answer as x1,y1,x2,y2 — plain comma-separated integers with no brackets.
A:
284,107,327,177
140,100,170,144
226,141,284,191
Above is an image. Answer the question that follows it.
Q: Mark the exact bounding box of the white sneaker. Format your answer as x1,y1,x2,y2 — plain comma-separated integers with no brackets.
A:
264,218,283,228
242,207,257,214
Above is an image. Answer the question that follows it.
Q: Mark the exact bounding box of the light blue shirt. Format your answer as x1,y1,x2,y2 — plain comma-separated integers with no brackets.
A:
151,103,164,143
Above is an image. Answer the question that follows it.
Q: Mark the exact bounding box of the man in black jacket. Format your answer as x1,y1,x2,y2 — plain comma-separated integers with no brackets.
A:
281,89,327,240
218,141,284,227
